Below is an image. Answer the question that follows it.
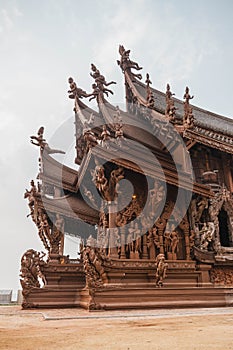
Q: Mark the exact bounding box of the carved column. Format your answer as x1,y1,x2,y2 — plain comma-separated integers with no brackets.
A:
180,216,191,260
184,229,191,260
157,226,165,254
158,229,164,254
155,218,165,254
108,202,118,258
142,233,149,259
120,226,126,259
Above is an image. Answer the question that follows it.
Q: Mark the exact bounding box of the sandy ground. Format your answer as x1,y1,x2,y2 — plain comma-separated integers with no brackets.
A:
0,306,233,350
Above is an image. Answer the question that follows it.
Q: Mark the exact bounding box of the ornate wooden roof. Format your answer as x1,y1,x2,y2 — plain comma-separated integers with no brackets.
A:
117,45,233,154
29,46,233,225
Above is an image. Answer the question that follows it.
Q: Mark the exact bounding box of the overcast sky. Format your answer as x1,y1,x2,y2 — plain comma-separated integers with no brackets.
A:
0,0,233,294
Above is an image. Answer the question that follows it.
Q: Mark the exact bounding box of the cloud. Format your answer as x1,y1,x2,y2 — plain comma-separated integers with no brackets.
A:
1,9,13,29
0,5,23,37
13,6,23,17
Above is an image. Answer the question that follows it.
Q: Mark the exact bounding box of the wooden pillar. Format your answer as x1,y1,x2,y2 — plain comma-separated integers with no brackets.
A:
142,233,149,259
59,233,65,256
108,202,118,258
180,216,191,260
120,226,126,259
158,228,164,254
222,154,233,191
184,229,191,260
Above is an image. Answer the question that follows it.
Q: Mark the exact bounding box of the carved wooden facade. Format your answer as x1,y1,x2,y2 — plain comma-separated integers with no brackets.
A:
21,45,233,310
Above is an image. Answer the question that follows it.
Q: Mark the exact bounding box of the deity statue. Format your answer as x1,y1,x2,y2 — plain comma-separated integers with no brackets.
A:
165,83,176,120
200,222,215,250
134,222,141,259
83,122,98,149
183,86,194,106
170,228,179,257
145,73,155,108
126,222,136,259
100,125,111,147
190,196,208,225
147,226,159,260
113,107,124,142
54,214,65,255
163,230,171,254
155,253,168,287
164,223,179,260
183,86,194,129
24,179,39,219
148,180,165,218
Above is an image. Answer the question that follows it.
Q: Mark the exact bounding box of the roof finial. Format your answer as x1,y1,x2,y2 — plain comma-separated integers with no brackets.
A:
30,127,65,154
67,77,90,112
89,63,116,102
183,86,194,129
165,83,176,121
145,73,154,108
117,45,142,80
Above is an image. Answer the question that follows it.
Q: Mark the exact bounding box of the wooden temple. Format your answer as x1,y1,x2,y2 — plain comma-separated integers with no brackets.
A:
21,45,233,310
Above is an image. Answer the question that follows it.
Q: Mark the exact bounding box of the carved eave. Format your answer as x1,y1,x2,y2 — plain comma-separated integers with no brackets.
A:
39,151,79,193
184,127,233,155
124,72,233,153
35,193,99,226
